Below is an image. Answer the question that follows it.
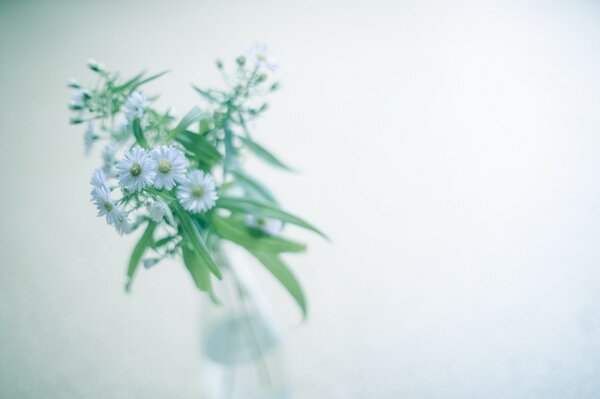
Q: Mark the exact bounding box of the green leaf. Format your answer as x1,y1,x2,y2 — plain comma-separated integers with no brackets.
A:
192,85,222,103
248,250,307,318
125,221,156,292
181,241,217,302
151,235,177,249
168,106,205,140
132,118,150,149
113,71,146,92
173,204,222,279
238,136,293,171
132,70,169,90
175,130,222,164
199,119,212,135
210,214,306,253
231,169,278,204
216,197,328,240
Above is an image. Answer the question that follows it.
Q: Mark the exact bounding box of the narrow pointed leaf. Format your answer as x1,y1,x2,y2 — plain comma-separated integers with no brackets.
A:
239,136,293,171
132,70,169,89
168,106,205,140
192,85,222,103
173,204,222,279
216,197,328,240
182,242,212,291
125,221,156,292
210,214,306,253
175,130,222,163
132,118,150,149
231,169,278,204
248,250,307,318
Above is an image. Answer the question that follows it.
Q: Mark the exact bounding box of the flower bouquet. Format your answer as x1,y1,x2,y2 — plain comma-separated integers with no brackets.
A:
67,44,326,318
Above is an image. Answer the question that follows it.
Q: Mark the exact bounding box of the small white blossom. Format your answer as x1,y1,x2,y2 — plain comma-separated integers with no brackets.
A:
87,58,104,72
101,142,118,177
84,121,97,154
246,43,278,71
150,146,187,190
90,169,109,191
124,91,149,122
67,78,80,89
177,170,218,213
245,215,283,236
146,198,169,223
68,89,86,109
91,186,130,234
111,211,132,235
116,147,156,192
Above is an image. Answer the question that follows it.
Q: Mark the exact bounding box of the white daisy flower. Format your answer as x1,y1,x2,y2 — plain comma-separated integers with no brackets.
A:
245,215,283,236
91,186,130,234
90,169,109,191
68,89,86,110
84,121,97,154
177,170,218,213
116,147,156,192
111,210,132,235
150,145,187,190
246,43,278,72
146,198,170,223
124,91,149,122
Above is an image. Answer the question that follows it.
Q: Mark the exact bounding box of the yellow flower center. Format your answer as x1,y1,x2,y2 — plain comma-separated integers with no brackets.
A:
191,186,204,198
158,159,172,174
104,201,113,212
130,163,142,177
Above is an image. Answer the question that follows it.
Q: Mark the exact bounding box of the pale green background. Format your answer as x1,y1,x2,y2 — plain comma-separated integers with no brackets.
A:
2,0,600,398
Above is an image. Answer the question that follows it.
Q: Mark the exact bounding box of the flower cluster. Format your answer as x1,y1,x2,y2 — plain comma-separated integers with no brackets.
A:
68,45,325,316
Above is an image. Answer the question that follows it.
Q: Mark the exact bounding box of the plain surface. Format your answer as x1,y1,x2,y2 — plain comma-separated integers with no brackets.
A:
2,0,600,397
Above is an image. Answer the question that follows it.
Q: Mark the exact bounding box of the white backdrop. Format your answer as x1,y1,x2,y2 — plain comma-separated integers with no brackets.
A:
2,0,600,397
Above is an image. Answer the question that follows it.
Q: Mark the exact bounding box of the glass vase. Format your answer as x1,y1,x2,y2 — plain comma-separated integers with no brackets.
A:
198,244,291,399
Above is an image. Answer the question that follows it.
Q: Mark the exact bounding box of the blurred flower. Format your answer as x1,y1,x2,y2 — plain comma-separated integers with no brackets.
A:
111,209,132,235
177,170,218,213
245,215,283,236
116,147,156,192
150,146,188,190
91,186,130,234
246,43,278,72
146,198,169,223
68,89,86,110
90,168,109,192
101,142,118,177
111,115,130,142
124,91,148,122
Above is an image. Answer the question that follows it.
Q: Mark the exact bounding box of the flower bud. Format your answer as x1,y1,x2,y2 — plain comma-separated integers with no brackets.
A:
67,78,81,89
68,102,84,110
215,59,224,70
256,73,268,83
87,58,104,72
270,82,280,91
70,116,84,124
236,56,246,67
